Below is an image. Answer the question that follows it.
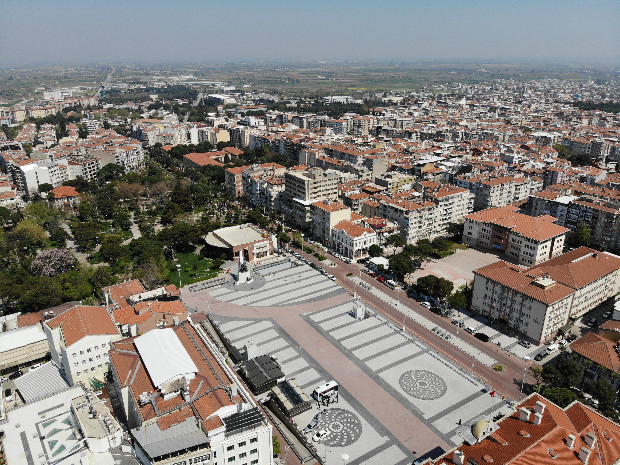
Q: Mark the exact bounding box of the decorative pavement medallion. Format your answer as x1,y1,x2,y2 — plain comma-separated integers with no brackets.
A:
315,408,362,447
399,369,447,400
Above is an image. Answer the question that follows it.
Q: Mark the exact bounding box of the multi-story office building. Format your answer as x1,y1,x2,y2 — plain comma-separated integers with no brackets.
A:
284,168,341,228
311,200,352,245
463,206,568,266
471,247,620,343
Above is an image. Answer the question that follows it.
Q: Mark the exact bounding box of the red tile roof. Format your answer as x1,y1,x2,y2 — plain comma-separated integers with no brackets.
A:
432,394,620,465
46,305,119,347
570,332,620,374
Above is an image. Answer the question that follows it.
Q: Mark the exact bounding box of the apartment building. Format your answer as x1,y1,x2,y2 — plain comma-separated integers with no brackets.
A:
311,200,352,245
225,165,249,197
43,305,122,386
332,220,377,261
284,168,341,228
242,163,286,203
463,206,568,266
108,324,273,465
379,198,437,244
418,182,475,232
457,175,543,211
471,247,620,343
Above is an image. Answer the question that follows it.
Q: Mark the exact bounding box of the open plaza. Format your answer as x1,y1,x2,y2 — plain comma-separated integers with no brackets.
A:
182,254,517,463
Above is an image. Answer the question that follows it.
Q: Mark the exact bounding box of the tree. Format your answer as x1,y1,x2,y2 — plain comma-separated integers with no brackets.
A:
592,378,618,418
134,261,164,289
100,234,126,263
17,277,63,312
542,387,578,408
542,356,583,388
89,266,117,293
272,436,281,457
276,231,291,244
38,183,54,193
414,275,454,302
567,221,592,248
31,249,77,276
158,222,201,253
389,253,415,279
97,163,125,183
368,244,384,257
446,222,465,241
530,364,544,390
72,221,102,251
58,269,94,301
385,234,403,247
10,219,47,252
447,290,467,310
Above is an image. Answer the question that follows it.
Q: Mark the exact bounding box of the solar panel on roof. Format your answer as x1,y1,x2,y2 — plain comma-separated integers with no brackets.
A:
222,407,263,436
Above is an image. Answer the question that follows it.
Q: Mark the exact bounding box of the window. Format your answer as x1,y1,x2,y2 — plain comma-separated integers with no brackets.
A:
251,460,258,465
238,441,246,448
239,453,246,459
227,446,234,452
249,438,257,444
250,449,257,455
227,458,235,463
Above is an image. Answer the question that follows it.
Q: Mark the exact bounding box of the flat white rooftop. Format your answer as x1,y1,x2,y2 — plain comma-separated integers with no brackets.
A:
134,328,198,389
0,325,46,353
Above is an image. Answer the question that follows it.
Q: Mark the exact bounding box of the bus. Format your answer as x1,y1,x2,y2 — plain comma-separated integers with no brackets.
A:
313,380,339,403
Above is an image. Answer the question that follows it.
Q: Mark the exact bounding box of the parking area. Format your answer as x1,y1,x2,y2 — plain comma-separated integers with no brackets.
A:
407,247,502,289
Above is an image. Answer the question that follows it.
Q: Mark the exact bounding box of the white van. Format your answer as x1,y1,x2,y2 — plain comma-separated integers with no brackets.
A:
385,280,398,289
545,344,559,355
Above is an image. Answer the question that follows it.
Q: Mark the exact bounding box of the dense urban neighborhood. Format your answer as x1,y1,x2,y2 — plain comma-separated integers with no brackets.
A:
1,63,620,465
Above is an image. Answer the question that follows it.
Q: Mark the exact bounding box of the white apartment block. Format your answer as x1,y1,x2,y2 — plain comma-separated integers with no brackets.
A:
284,168,341,228
463,206,568,266
44,305,122,386
472,248,620,344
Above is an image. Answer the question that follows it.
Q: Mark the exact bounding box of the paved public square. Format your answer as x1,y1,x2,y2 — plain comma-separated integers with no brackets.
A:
182,254,519,463
211,315,413,465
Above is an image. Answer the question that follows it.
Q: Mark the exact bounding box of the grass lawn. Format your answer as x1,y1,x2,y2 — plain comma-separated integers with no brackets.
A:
167,253,221,287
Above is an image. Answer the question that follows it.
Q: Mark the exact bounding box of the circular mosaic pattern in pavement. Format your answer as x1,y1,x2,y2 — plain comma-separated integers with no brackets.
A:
315,408,362,447
399,370,447,400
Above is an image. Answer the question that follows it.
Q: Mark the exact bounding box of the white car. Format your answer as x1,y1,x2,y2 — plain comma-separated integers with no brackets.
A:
420,302,432,309
312,429,329,442
558,339,568,346
328,275,336,281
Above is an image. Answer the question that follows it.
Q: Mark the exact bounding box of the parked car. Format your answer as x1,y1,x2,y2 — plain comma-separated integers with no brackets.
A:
420,302,432,309
465,327,476,334
558,339,568,347
8,370,22,380
328,274,336,281
303,418,319,433
4,388,13,402
451,319,459,326
545,344,559,355
376,276,386,283
534,352,547,361
312,429,329,442
474,332,490,342
518,339,532,348
603,311,612,319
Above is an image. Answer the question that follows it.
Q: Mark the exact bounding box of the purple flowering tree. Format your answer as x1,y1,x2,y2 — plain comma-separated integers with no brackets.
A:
31,249,78,277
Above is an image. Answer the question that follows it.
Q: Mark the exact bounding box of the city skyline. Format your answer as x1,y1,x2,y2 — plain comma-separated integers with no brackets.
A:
1,0,619,67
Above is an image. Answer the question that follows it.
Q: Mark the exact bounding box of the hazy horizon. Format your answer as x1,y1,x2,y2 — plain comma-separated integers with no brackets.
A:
1,0,619,67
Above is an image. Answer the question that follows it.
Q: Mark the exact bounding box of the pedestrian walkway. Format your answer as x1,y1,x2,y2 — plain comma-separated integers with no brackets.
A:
350,277,496,367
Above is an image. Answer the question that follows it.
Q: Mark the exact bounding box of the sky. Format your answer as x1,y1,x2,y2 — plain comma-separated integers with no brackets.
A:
1,0,619,66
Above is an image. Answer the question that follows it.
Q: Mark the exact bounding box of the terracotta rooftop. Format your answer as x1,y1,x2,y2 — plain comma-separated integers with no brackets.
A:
466,206,569,242
531,247,620,290
104,280,146,305
109,323,237,426
570,332,620,374
50,185,79,199
46,305,119,347
474,261,574,304
432,394,620,465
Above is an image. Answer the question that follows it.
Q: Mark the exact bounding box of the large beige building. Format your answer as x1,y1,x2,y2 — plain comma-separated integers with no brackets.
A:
0,325,49,373
463,206,568,266
311,200,352,244
456,175,543,211
284,168,341,227
471,247,620,343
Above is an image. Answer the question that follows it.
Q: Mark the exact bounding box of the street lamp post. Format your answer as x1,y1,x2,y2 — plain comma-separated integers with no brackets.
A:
520,355,531,399
176,264,182,288
471,351,481,374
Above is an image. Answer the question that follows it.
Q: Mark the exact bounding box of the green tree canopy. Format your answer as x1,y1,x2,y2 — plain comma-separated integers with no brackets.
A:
414,275,454,301
542,387,578,408
368,244,383,257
